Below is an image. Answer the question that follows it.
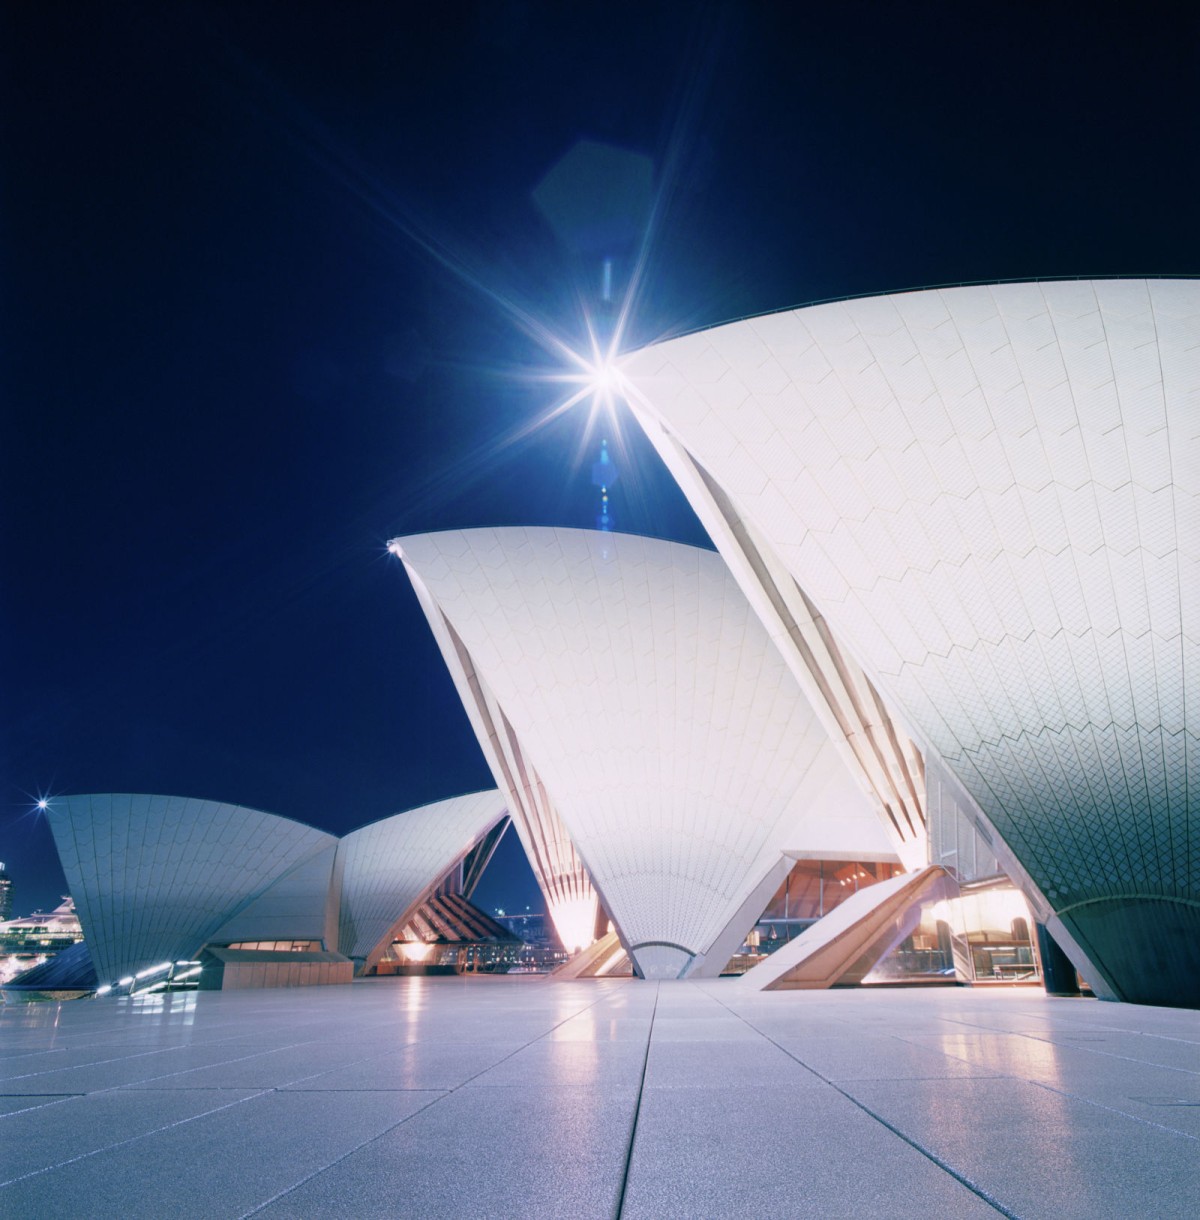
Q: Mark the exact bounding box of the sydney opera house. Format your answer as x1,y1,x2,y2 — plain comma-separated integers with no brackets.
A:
40,279,1199,1010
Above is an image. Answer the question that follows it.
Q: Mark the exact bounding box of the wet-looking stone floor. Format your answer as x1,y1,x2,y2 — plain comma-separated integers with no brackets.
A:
1,977,1197,1218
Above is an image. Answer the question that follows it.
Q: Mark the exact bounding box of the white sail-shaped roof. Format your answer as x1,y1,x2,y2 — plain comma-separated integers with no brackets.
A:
46,794,336,983
395,527,891,979
336,790,508,965
46,791,510,986
622,278,1200,1005
393,548,601,953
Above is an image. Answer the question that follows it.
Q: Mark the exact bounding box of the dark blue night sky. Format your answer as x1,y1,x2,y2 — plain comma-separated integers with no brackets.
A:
3,2,1197,914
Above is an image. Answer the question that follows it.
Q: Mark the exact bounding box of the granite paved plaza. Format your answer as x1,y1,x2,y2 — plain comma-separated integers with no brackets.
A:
1,977,1197,1219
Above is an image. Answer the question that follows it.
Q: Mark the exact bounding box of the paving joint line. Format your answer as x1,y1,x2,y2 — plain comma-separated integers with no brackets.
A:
0,1039,334,1098
615,981,659,1220
1021,1034,1200,1074
0,1036,326,1133
869,1028,1200,1138
705,989,1022,1220
919,1014,1200,1075
0,1088,274,1189
0,1040,227,1082
1028,1079,1200,1140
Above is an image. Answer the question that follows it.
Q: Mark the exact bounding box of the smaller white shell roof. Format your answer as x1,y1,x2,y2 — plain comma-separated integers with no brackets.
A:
336,789,509,960
47,794,336,982
46,791,510,981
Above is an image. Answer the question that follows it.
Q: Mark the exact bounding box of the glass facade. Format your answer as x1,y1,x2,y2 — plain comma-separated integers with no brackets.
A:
225,940,323,953
375,939,569,975
723,856,1044,988
864,880,1041,986
926,752,1001,883
722,859,902,974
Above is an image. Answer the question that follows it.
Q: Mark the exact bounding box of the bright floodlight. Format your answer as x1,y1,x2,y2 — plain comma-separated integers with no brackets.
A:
591,360,619,396
587,355,628,409
36,799,48,811
548,895,599,955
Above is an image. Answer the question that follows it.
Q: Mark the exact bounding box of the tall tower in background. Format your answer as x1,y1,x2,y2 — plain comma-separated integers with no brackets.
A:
0,862,12,922
531,139,653,330
592,439,619,532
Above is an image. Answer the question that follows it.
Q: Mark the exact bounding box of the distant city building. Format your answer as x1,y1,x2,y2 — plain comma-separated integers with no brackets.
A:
495,910,552,944
0,896,84,984
0,861,12,921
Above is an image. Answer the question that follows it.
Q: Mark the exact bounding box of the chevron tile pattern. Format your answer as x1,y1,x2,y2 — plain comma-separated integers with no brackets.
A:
47,794,335,982
624,279,1199,919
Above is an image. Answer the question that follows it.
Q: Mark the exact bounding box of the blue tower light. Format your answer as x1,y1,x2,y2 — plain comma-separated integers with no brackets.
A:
591,439,619,532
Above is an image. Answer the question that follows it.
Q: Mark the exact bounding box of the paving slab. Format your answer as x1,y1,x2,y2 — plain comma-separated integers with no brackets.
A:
0,1092,80,1116
843,1074,1200,1220
254,1084,637,1220
0,1087,263,1179
281,1040,529,1091
546,1014,655,1042
620,1082,1000,1220
648,1014,763,1042
466,1036,648,1089
0,1087,438,1219
643,1036,825,1090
